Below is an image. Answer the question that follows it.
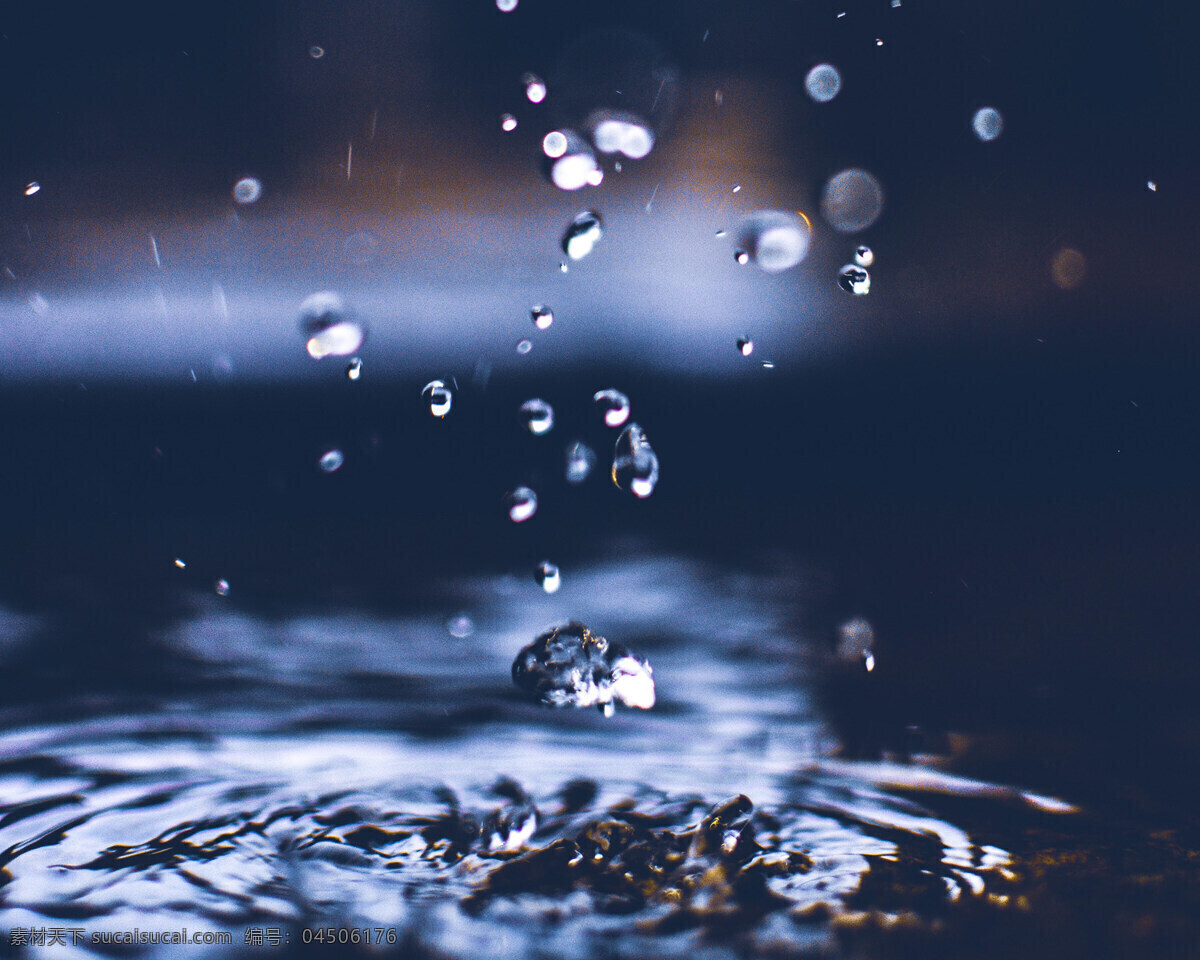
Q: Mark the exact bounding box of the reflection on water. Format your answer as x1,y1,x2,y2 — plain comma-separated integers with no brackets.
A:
0,557,1196,957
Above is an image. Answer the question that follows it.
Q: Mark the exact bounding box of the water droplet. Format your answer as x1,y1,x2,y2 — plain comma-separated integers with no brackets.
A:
506,486,538,522
346,357,363,381
299,291,365,358
531,305,554,329
565,441,596,483
1147,180,1158,192
519,398,555,435
500,113,518,132
1051,248,1087,290
821,168,885,233
542,130,569,158
837,617,876,672
174,558,187,569
875,37,884,46
561,210,603,260
516,338,533,355
512,622,655,713
838,264,871,295
448,615,475,638
422,379,453,417
232,176,262,204
972,107,1004,142
587,109,655,159
309,45,325,59
736,211,812,272
854,244,874,267
734,249,750,265
522,72,546,104
23,182,40,196
611,423,659,498
214,578,231,597
761,360,775,370
593,388,630,428
805,64,842,103
891,0,902,7
737,337,754,357
496,0,518,11
319,449,345,473
535,561,561,593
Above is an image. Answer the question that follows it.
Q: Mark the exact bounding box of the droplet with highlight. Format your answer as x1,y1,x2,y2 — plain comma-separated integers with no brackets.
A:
522,73,547,104
566,442,596,484
735,249,750,265
854,245,874,267
345,357,363,381
821,168,884,233
805,64,842,103
309,45,325,59
737,338,754,357
542,130,569,158
500,113,518,132
448,615,474,638
972,107,1004,142
506,487,538,522
612,423,659,499
24,182,40,197
587,109,655,159
543,130,600,191
838,264,871,295
214,578,231,597
531,305,554,330
535,561,561,593
319,449,345,473
422,379,454,417
496,0,518,11
232,177,262,204
561,210,603,260
519,399,555,435
593,389,630,428
516,338,533,355
737,211,812,272
299,291,365,359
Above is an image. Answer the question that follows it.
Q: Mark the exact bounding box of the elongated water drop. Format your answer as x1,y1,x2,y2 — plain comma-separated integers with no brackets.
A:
535,561,561,593
612,423,659,498
561,210,603,260
506,487,538,522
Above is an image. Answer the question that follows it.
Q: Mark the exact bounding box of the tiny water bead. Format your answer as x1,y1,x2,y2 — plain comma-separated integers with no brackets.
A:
593,388,630,428
319,449,345,473
447,615,474,638
821,168,885,233
422,379,453,417
735,249,750,265
542,130,569,158
535,561,561,594
972,107,1004,142
309,45,325,59
531,305,554,329
299,291,365,359
516,338,533,355
561,210,603,260
511,622,655,716
612,423,660,499
24,182,40,196
173,558,186,569
500,113,518,132
345,357,363,381
804,63,842,103
736,211,812,272
737,338,754,357
854,244,874,267
1147,180,1158,192
565,441,596,484
518,399,555,435
232,177,262,204
838,264,871,295
522,73,547,104
506,486,538,522
214,579,231,597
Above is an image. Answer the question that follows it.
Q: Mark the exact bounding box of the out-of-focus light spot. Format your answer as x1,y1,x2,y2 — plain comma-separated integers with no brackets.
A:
821,168,885,233
734,249,750,265
306,323,364,359
516,338,533,354
214,579,231,597
24,182,40,196
875,38,884,46
309,45,325,59
550,151,599,191
864,653,876,672
542,131,568,158
805,64,842,103
174,558,187,569
232,176,262,204
737,210,812,272
1051,248,1086,290
319,449,345,473
28,293,49,315
972,107,1004,142
523,73,547,103
500,113,518,132
761,360,775,370
737,338,754,357
448,615,474,638
589,113,655,159
1147,180,1157,192
496,0,518,11
586,167,604,186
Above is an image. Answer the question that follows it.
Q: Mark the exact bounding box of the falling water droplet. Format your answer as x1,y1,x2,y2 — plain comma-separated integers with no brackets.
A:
299,291,365,358
838,264,871,295
805,64,842,103
542,130,569,158
543,130,600,190
23,182,40,197
522,73,547,103
558,261,569,273
232,177,262,204
587,110,655,159
737,337,754,356
516,338,533,355
761,360,776,370
1146,180,1158,192
612,423,659,498
736,211,812,272
506,487,538,522
593,389,630,427
309,45,325,59
535,561,561,593
821,168,885,233
448,615,475,638
837,617,876,673
174,558,187,569
531,305,554,329
565,441,596,484
422,379,454,417
496,0,518,11
345,357,363,381
735,250,749,265
854,244,874,267
519,398,555,435
972,107,1004,142
500,113,518,132
214,578,231,597
319,449,345,473
561,210,604,260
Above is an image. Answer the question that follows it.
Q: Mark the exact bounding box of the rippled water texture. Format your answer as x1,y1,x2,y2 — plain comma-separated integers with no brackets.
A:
3,557,1193,958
